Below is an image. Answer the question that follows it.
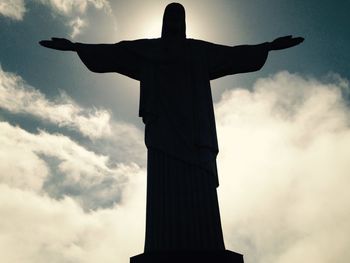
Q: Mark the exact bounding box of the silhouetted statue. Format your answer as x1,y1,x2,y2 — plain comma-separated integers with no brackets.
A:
40,3,303,263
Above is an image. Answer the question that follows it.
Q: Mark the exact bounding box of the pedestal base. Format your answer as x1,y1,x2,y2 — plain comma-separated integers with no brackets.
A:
130,250,244,263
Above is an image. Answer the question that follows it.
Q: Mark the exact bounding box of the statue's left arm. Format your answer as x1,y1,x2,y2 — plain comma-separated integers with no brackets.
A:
207,35,304,80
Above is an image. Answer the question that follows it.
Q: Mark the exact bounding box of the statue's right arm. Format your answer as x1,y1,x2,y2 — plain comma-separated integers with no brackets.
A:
39,37,144,80
39,38,76,51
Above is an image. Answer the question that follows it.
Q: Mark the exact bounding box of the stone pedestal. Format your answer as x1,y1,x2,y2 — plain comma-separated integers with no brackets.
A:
130,250,244,263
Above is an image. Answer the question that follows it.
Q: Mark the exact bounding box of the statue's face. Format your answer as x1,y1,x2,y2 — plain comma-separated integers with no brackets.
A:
162,3,186,38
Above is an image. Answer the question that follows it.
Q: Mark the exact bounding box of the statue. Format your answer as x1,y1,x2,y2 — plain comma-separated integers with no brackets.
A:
40,3,304,262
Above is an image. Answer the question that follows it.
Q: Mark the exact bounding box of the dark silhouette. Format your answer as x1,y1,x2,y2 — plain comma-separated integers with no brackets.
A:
40,3,303,263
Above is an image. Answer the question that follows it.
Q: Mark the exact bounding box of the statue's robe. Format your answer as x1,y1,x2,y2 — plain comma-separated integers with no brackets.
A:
76,38,268,251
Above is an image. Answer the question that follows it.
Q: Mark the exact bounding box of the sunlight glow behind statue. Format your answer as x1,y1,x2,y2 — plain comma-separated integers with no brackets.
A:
40,2,304,263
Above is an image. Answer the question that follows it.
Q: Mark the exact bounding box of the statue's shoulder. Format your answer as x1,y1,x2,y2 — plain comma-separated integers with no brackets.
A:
186,38,215,49
127,38,213,48
118,38,162,54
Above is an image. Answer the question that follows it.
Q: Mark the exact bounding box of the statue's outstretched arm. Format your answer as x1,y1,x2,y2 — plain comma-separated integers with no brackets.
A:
39,38,76,51
267,35,304,51
39,37,144,80
207,35,304,80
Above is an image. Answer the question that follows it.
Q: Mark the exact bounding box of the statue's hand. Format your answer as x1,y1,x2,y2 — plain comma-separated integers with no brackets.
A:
39,37,75,51
269,35,304,51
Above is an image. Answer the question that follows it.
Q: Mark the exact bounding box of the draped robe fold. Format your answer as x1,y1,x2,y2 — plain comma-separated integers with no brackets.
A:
76,38,268,251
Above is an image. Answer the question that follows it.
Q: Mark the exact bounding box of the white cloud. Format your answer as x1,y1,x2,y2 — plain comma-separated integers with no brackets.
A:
0,121,144,210
1,71,349,263
0,0,25,20
69,16,87,38
216,71,350,263
0,66,112,139
0,0,112,36
0,64,146,168
88,0,111,10
37,0,86,15
94,121,146,165
0,64,145,162
36,0,111,16
0,168,146,263
36,0,112,37
0,128,49,192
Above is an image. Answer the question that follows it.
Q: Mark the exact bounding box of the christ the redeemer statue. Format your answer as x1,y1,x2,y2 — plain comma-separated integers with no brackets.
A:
40,3,303,263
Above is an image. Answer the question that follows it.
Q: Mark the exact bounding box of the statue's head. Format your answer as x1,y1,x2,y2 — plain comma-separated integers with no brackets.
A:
161,3,186,39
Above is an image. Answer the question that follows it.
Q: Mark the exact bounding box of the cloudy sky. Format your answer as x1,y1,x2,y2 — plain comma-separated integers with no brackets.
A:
0,1,349,263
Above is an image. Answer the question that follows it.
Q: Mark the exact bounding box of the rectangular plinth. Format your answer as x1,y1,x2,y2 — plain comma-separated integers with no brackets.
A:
130,250,244,263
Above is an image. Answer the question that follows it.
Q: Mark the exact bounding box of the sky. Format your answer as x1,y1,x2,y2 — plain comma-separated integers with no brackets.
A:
0,0,349,263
